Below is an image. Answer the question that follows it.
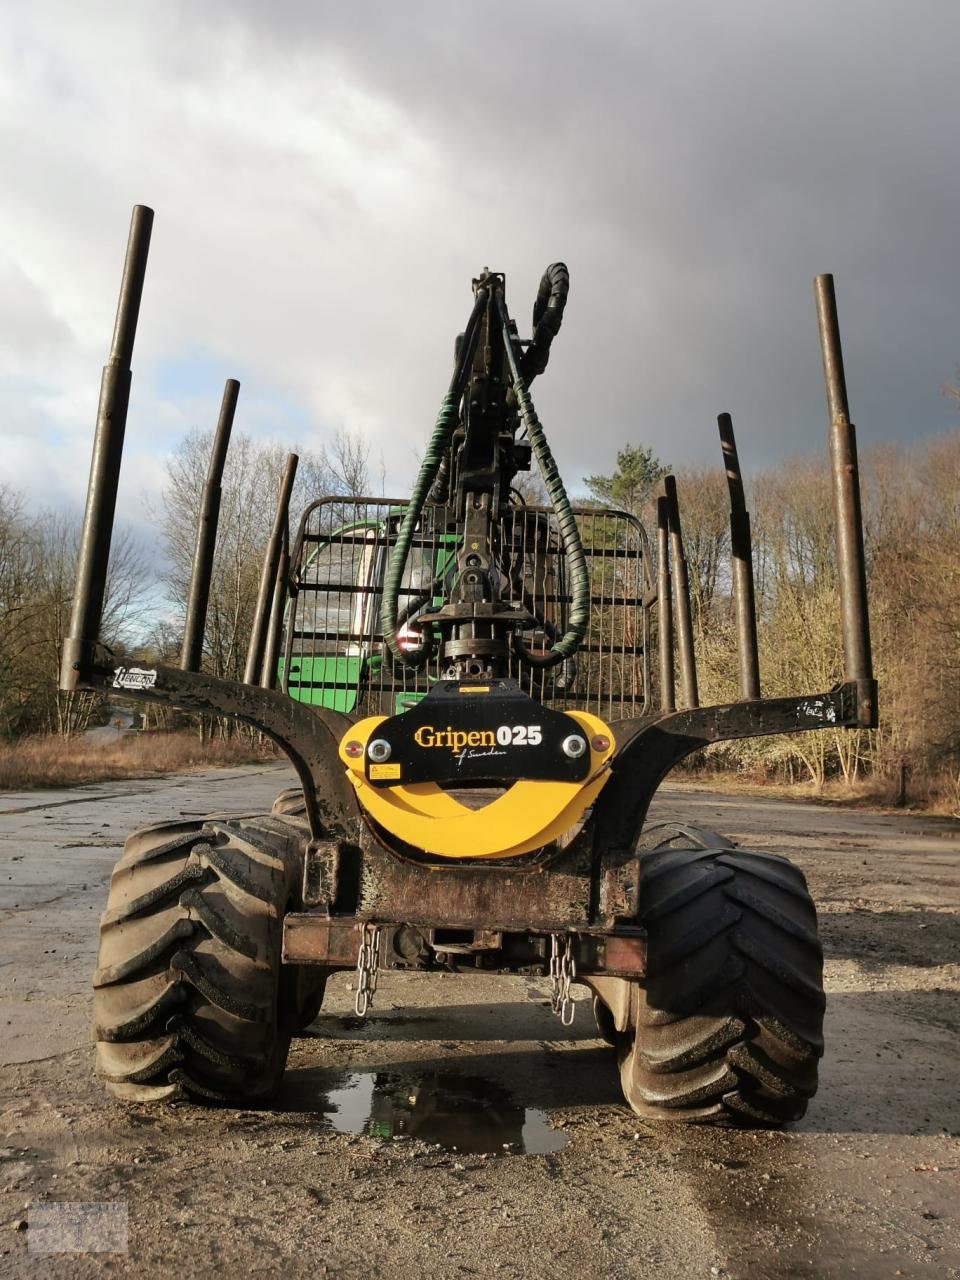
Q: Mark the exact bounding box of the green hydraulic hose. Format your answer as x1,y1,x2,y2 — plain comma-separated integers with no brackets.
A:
380,291,486,667
379,391,458,667
381,276,587,671
496,292,589,666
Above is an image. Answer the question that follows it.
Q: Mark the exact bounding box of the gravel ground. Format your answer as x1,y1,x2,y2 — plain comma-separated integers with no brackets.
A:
1,764,958,1279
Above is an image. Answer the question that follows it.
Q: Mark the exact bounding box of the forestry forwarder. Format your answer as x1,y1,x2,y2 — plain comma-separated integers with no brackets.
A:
62,206,876,1124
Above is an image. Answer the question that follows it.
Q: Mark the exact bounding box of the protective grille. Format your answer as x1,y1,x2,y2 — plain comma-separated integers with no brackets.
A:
282,498,651,721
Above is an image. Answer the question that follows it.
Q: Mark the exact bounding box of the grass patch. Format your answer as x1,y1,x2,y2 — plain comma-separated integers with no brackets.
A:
0,732,276,791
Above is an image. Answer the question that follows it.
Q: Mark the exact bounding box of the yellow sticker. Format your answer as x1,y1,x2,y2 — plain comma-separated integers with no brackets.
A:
369,763,402,780
458,685,489,694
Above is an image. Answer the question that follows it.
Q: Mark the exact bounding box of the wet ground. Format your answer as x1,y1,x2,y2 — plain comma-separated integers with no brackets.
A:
82,707,136,744
1,764,959,1278
315,1067,566,1154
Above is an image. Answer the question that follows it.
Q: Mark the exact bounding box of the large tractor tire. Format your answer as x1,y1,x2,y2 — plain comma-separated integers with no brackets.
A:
93,814,323,1104
271,785,308,824
618,823,825,1126
592,994,618,1047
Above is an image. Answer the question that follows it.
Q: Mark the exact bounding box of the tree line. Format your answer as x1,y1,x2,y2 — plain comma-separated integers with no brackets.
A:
0,429,372,740
0,487,148,738
1,417,957,809
583,434,960,806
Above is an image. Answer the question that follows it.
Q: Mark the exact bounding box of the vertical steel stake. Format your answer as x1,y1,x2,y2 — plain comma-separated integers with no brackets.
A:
260,526,290,691
814,275,874,691
61,205,154,691
656,496,675,712
718,412,761,700
663,475,699,710
244,453,299,685
181,379,239,672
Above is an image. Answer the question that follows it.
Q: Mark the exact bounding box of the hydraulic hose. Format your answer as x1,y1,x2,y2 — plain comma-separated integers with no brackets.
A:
381,270,585,671
521,263,569,383
496,290,589,667
380,289,486,666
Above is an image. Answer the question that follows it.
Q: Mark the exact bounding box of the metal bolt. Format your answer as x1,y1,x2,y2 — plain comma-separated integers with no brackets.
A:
368,739,392,763
561,734,587,759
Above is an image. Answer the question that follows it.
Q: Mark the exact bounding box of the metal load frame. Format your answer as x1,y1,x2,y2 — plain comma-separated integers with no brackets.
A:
281,496,653,720
61,206,876,950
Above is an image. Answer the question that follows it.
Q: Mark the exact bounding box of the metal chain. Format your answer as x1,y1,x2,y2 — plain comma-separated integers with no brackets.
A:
354,922,382,1018
548,933,562,1012
549,933,577,1026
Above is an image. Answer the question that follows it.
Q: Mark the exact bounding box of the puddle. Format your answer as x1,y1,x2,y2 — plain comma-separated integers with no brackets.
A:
318,1070,566,1154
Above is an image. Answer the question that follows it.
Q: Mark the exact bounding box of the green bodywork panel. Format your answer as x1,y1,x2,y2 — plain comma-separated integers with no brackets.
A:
281,656,366,714
279,513,457,717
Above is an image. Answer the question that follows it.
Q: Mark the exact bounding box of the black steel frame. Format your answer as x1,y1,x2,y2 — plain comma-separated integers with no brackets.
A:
281,495,653,720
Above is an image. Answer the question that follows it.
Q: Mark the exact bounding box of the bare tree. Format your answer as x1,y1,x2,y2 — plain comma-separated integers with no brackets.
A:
159,427,371,695
0,489,150,737
324,427,373,496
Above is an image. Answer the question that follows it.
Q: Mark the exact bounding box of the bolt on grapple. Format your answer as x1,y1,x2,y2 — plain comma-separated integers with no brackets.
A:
65,206,875,1124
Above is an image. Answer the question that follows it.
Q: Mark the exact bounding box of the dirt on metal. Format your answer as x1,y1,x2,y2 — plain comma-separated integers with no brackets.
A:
1,764,959,1278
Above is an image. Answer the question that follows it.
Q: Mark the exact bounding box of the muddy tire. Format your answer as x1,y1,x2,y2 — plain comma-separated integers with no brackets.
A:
592,995,618,1048
94,814,321,1104
271,786,308,824
619,823,825,1126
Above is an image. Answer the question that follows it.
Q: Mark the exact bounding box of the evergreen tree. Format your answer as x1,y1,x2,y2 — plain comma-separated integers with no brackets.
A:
584,444,664,513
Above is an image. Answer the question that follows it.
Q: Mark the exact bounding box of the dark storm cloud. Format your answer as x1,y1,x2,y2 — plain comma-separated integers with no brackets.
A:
1,0,956,516
186,0,960,476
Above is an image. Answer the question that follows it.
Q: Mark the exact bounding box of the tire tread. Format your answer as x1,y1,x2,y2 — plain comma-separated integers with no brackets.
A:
620,823,825,1126
94,815,305,1104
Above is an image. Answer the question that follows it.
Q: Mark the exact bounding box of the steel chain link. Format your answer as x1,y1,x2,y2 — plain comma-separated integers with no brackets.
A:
354,922,382,1017
549,932,577,1026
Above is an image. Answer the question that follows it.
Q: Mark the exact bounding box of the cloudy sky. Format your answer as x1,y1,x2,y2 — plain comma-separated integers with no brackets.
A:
1,0,957,531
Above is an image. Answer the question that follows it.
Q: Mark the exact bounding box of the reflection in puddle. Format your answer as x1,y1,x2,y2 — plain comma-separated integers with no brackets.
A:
322,1071,566,1155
